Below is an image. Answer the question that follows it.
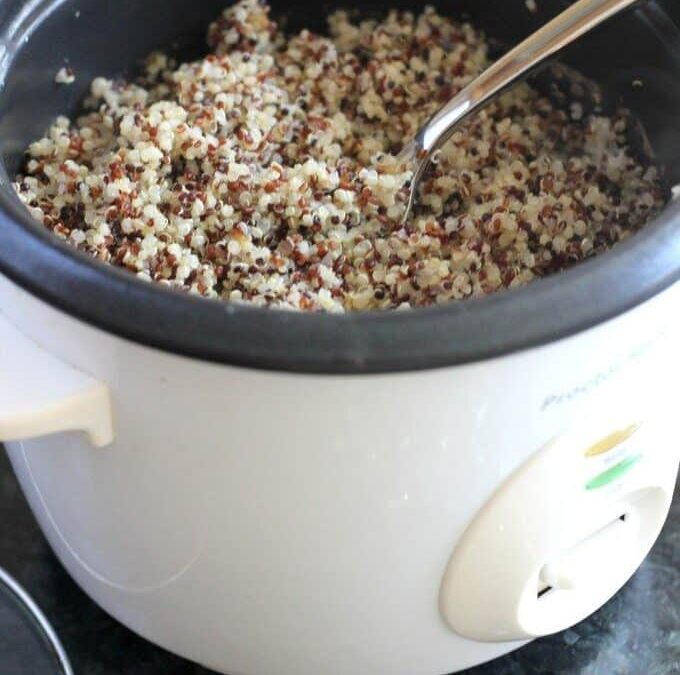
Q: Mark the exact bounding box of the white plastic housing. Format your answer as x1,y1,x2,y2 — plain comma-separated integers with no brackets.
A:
440,410,676,641
1,272,678,675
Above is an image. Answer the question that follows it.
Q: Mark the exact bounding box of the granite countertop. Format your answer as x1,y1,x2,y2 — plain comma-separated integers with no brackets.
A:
0,448,677,675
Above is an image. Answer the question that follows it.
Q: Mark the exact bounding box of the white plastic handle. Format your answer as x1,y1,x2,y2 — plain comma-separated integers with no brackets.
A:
0,312,113,447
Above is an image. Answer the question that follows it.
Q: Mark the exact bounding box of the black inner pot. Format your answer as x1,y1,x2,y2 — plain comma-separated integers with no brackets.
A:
0,0,679,374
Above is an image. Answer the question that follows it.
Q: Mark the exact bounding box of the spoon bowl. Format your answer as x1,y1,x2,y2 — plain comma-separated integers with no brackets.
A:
399,0,641,223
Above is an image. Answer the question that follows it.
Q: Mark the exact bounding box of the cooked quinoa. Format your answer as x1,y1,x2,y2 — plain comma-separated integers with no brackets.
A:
55,66,76,85
13,0,666,311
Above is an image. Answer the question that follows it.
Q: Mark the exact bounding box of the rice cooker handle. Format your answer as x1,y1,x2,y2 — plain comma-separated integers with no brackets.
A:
0,312,113,447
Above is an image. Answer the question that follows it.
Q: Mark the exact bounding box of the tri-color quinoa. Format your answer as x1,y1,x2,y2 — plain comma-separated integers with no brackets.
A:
13,0,666,311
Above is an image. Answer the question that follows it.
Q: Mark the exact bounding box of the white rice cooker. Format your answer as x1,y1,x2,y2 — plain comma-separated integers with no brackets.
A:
0,0,678,673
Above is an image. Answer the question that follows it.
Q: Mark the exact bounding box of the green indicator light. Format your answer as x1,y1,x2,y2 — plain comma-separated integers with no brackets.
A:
586,454,642,491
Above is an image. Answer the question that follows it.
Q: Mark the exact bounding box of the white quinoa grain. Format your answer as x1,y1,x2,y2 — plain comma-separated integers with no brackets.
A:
55,66,75,85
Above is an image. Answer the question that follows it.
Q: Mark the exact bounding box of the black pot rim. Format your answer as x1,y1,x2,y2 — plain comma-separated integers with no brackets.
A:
1,177,679,374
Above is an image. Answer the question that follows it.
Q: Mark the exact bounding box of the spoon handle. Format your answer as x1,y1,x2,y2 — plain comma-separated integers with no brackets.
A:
404,0,640,164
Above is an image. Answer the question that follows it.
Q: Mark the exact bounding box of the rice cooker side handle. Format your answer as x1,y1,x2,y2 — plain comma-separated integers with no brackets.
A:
0,312,113,447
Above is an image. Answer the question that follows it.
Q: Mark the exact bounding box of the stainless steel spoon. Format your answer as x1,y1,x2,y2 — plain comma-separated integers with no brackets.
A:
399,0,641,222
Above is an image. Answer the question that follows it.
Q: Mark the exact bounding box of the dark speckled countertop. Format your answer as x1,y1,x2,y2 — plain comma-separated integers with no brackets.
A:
0,447,678,675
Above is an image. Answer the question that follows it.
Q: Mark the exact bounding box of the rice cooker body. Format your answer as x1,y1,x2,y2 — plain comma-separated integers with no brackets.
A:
0,1,679,675
2,275,679,675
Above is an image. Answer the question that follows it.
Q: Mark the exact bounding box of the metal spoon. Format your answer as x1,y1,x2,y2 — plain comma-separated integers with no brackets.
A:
399,0,640,222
